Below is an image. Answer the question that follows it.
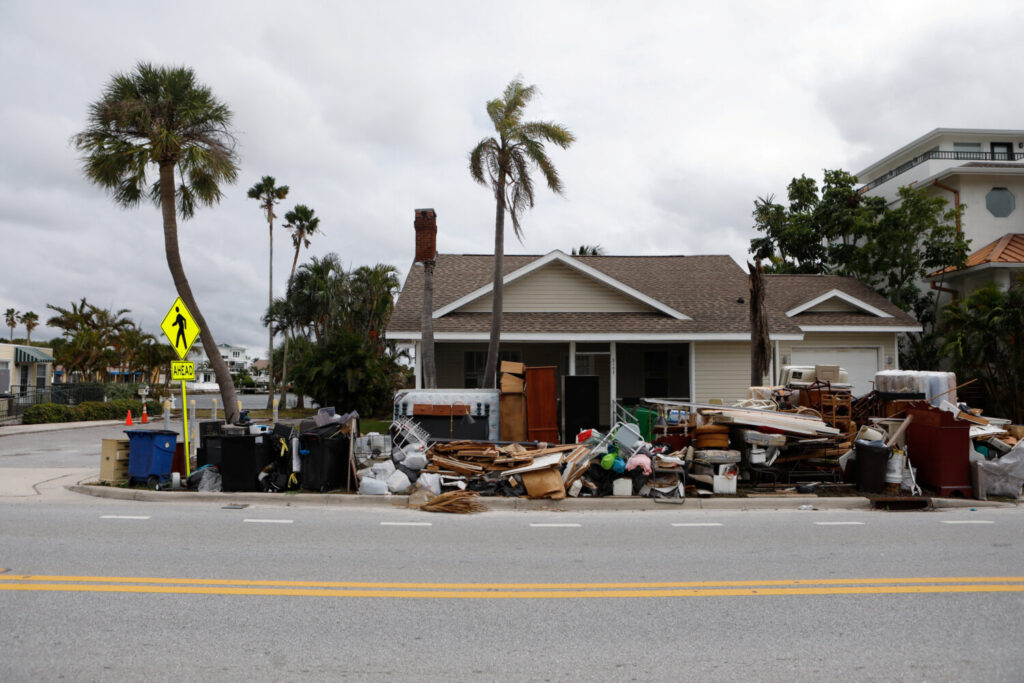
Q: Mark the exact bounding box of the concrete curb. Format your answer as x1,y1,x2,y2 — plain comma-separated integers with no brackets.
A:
929,497,1016,509
67,484,878,511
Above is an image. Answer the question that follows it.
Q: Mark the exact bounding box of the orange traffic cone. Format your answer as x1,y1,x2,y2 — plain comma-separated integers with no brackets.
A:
125,410,133,426
141,404,149,424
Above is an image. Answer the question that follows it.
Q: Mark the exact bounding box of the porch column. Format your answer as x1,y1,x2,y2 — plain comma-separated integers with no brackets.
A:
414,341,423,389
609,341,617,424
568,341,576,376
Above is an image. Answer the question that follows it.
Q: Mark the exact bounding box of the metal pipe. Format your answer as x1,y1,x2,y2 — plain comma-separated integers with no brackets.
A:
931,180,962,234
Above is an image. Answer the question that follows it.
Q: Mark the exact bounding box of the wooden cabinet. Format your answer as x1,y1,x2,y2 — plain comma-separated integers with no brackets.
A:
525,366,559,443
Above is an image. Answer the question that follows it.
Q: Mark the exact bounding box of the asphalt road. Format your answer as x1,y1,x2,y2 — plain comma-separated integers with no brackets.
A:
2,497,1023,681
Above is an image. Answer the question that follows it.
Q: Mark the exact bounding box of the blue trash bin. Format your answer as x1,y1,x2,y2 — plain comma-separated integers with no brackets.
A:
125,430,177,485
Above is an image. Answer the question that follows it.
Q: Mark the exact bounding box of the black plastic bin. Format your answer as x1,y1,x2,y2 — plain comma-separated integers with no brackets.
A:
217,434,273,492
298,432,350,492
854,439,890,494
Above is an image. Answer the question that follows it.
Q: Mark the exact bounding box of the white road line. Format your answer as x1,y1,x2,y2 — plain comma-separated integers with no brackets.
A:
814,522,865,526
530,523,581,528
941,520,994,525
243,519,294,524
671,522,724,527
100,515,151,520
380,522,432,526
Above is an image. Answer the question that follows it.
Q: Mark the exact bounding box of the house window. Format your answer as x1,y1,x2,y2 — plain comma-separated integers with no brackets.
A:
953,142,982,160
464,350,522,388
36,365,47,390
986,187,1015,217
991,142,1013,161
232,351,240,358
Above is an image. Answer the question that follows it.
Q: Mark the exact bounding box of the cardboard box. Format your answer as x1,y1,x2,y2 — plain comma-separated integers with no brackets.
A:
500,360,526,376
499,373,525,394
520,467,566,499
100,438,131,483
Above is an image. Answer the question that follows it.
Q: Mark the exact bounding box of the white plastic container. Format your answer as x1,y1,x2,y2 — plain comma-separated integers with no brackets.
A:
612,478,633,496
714,464,738,494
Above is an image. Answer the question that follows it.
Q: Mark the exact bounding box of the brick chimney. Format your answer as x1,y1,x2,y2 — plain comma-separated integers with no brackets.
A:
414,208,437,262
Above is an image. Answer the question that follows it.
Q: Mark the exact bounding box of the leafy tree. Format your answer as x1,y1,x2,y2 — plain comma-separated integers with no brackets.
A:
469,78,575,388
279,203,320,406
247,176,290,408
18,311,38,343
750,170,969,368
942,280,1024,422
5,308,18,341
73,62,241,422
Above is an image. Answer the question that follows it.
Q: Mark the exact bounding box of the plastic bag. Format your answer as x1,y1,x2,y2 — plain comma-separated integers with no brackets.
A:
359,477,389,495
418,472,442,496
386,469,411,494
197,467,221,492
371,459,396,480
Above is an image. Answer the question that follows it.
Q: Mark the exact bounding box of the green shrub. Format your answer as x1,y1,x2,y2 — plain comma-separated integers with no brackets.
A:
22,403,73,424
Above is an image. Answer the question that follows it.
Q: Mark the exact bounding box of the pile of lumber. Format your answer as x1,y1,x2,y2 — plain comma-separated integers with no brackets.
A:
425,441,579,476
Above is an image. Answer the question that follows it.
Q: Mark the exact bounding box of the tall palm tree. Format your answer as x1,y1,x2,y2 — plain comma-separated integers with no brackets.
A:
469,78,575,388
248,176,289,409
278,204,320,406
74,62,241,422
18,311,39,344
571,244,604,256
5,308,18,341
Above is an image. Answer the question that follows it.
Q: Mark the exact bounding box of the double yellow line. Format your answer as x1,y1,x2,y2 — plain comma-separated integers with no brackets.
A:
2,574,1024,599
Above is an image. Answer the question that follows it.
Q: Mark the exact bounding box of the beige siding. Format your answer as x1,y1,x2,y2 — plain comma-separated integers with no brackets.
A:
459,262,654,313
778,332,898,372
692,342,753,404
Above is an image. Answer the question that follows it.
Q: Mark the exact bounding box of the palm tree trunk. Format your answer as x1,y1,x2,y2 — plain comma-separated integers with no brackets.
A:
483,172,506,389
159,162,239,423
266,217,275,409
421,259,437,388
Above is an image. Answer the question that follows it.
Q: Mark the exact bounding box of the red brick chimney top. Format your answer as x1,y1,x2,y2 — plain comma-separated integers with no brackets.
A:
414,208,437,262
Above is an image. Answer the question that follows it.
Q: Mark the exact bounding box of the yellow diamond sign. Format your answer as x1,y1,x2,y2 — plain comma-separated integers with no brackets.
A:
160,296,201,361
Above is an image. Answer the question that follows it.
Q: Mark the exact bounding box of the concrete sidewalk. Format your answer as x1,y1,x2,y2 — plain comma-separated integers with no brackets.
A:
0,420,125,437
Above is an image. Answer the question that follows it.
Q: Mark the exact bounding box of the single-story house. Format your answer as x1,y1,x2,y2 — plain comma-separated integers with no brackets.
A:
0,343,55,396
386,250,919,427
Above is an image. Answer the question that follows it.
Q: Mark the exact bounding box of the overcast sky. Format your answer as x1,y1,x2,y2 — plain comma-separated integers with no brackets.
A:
2,0,1022,358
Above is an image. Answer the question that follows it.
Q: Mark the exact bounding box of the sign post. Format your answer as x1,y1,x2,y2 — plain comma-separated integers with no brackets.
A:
161,297,201,478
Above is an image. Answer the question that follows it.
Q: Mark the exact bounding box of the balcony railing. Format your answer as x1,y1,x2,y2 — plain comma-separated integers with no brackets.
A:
861,150,1024,192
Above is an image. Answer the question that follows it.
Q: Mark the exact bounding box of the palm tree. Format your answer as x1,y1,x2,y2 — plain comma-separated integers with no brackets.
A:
278,204,320,406
5,308,18,341
73,62,241,422
469,78,575,388
248,176,289,409
18,311,39,344
571,245,604,256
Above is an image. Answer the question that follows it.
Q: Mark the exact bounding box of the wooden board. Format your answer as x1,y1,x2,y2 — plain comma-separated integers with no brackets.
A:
525,366,559,443
500,393,528,441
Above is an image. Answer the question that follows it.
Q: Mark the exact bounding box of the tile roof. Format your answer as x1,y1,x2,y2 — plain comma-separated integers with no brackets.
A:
386,253,917,338
930,233,1024,276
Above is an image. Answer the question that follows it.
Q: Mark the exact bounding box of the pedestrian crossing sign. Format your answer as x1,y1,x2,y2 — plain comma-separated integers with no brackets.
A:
160,296,201,360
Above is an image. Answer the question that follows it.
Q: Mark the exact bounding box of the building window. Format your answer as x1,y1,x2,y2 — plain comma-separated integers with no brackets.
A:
986,187,1015,218
232,351,240,358
991,142,1013,161
464,350,522,388
36,365,47,389
953,142,982,160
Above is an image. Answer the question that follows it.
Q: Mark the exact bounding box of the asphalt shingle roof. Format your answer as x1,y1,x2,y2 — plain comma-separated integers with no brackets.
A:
386,253,918,337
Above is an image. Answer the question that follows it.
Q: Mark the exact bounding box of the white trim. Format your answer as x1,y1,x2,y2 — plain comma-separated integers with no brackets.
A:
856,128,1024,179
431,250,691,320
798,325,921,333
928,261,1024,280
609,341,617,424
389,331,806,342
414,341,422,389
688,343,696,402
786,289,893,318
568,340,576,376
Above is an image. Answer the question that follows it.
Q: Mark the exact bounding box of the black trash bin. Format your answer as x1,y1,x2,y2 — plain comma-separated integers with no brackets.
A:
298,431,350,492
218,434,273,491
854,439,890,493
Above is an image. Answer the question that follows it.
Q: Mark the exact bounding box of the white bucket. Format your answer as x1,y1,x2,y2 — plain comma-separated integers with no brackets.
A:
886,451,904,484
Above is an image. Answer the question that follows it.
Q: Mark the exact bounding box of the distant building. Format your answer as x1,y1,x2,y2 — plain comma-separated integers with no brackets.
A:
857,128,1024,300
188,343,247,383
0,343,54,395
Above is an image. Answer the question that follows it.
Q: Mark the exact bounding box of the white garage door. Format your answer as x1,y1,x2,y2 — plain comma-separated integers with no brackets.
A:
790,347,880,397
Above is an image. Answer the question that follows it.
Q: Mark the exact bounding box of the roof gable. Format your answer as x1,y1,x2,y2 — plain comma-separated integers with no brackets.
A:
433,250,689,320
786,288,893,319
